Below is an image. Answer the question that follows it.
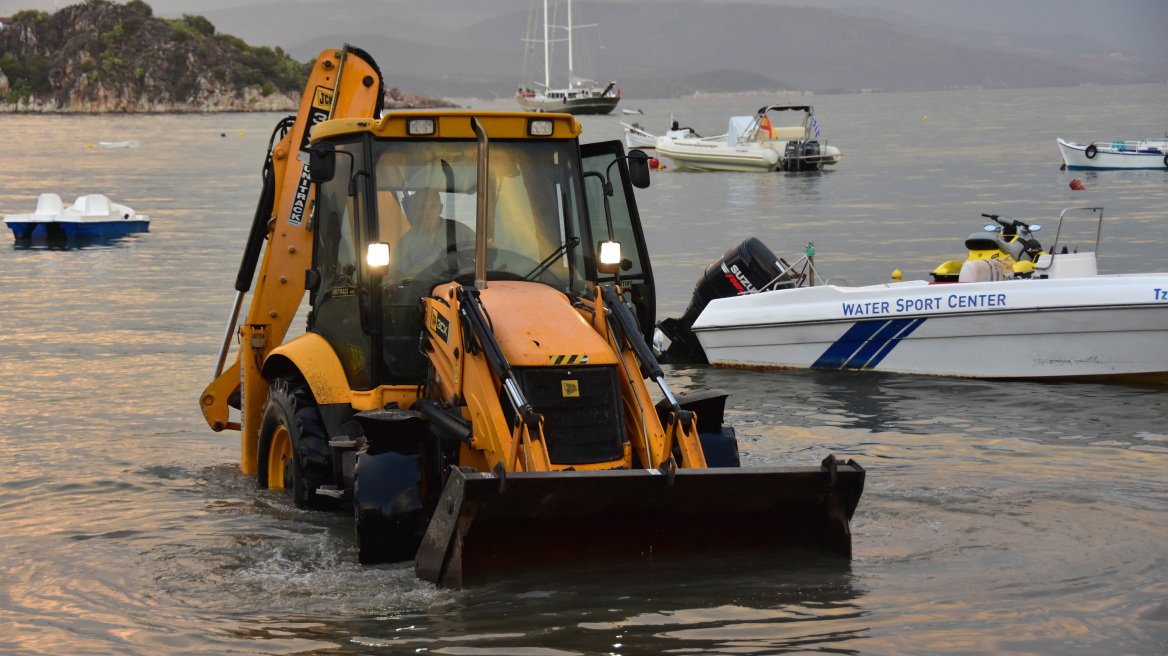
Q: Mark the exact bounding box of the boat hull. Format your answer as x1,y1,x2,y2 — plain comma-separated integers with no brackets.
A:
5,220,150,239
656,137,841,172
516,94,619,115
624,132,656,150
1057,138,1168,170
692,276,1168,381
656,137,781,172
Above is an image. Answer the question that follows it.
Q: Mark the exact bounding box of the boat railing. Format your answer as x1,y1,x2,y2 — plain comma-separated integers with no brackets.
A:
760,243,827,291
1034,206,1104,272
785,138,833,159
1088,140,1166,153
619,122,651,137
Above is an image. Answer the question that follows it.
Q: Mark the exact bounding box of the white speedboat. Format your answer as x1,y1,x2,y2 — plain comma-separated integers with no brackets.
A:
97,140,139,149
655,105,842,172
515,0,619,115
622,122,658,150
622,116,705,150
4,193,150,239
1057,137,1167,170
659,207,1168,383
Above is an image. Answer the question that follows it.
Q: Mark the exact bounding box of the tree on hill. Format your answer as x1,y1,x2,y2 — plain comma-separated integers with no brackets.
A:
0,0,312,110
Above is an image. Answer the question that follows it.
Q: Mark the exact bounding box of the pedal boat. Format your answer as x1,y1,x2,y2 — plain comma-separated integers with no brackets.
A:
4,194,150,239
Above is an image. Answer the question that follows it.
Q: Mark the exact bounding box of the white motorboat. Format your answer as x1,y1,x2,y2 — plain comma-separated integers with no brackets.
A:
655,105,842,172
622,116,705,151
622,122,657,150
4,193,150,239
515,0,619,115
97,140,139,149
658,207,1168,382
1057,137,1167,170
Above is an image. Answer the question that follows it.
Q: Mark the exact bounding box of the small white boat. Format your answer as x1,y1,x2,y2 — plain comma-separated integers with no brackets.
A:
4,193,150,239
1057,137,1167,170
622,116,705,151
656,105,841,172
97,140,139,149
659,208,1168,383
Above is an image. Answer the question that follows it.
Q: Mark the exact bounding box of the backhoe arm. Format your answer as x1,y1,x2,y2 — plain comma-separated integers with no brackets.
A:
199,46,384,475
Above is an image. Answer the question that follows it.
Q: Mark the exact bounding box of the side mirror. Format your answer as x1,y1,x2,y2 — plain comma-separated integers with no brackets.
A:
308,143,337,183
627,149,651,189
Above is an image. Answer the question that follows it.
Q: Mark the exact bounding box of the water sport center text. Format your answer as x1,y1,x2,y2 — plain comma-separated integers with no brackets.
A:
843,293,1008,316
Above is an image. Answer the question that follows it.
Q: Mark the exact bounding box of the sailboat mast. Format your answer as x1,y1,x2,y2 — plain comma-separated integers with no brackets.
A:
567,0,574,80
543,0,550,90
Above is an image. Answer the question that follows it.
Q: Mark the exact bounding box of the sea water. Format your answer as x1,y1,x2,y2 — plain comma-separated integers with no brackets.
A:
1,83,1166,654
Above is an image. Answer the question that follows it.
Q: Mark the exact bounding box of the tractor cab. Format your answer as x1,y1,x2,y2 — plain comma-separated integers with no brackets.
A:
305,112,654,389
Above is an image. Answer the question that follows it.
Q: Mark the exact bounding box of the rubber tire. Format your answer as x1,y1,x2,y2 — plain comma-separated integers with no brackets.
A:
1085,144,1097,159
353,445,428,564
257,377,336,510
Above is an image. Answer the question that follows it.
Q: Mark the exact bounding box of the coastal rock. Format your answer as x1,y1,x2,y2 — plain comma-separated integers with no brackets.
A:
384,86,456,110
0,1,448,113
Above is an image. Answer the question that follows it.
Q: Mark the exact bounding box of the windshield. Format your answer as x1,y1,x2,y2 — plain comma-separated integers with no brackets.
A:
372,138,590,294
372,137,592,382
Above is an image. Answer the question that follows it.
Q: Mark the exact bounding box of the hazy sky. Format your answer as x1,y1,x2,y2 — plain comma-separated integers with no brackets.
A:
2,0,1165,63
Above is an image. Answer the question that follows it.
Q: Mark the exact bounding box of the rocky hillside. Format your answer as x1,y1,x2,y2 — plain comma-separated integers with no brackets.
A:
0,0,452,113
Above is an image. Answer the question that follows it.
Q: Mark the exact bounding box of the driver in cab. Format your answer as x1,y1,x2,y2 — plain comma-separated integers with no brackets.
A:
389,185,474,283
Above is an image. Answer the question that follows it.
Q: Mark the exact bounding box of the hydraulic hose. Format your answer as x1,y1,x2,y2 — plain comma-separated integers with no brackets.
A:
213,116,293,380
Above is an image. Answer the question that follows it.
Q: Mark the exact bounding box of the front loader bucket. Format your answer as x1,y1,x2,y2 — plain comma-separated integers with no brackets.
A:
415,456,864,588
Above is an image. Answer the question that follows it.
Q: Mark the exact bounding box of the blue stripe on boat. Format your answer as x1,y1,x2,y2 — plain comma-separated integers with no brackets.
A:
857,318,925,369
811,320,888,369
813,318,926,370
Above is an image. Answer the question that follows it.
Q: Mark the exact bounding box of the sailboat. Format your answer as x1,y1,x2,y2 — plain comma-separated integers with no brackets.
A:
516,0,620,115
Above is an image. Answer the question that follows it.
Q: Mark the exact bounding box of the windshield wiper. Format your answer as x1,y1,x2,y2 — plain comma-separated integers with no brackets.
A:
525,237,580,281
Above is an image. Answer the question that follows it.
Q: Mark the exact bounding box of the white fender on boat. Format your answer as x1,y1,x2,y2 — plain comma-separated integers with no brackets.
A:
958,259,1013,283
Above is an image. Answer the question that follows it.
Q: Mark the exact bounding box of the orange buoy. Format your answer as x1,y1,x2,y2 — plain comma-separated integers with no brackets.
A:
1069,179,1085,191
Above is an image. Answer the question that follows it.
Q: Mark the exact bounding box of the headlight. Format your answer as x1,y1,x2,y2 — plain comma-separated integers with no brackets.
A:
528,119,555,136
597,240,621,274
367,242,390,275
407,119,435,136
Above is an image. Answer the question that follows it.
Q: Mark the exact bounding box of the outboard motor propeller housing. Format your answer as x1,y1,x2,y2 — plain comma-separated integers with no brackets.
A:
657,237,794,362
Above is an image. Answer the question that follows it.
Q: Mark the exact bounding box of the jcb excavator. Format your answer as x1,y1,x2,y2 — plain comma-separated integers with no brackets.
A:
200,46,865,588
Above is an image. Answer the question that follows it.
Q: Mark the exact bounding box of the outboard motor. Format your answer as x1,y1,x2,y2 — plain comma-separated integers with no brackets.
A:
656,238,795,362
783,141,801,170
803,141,821,165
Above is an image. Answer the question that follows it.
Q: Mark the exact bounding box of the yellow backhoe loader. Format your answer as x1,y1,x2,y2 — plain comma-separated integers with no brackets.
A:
200,46,865,588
